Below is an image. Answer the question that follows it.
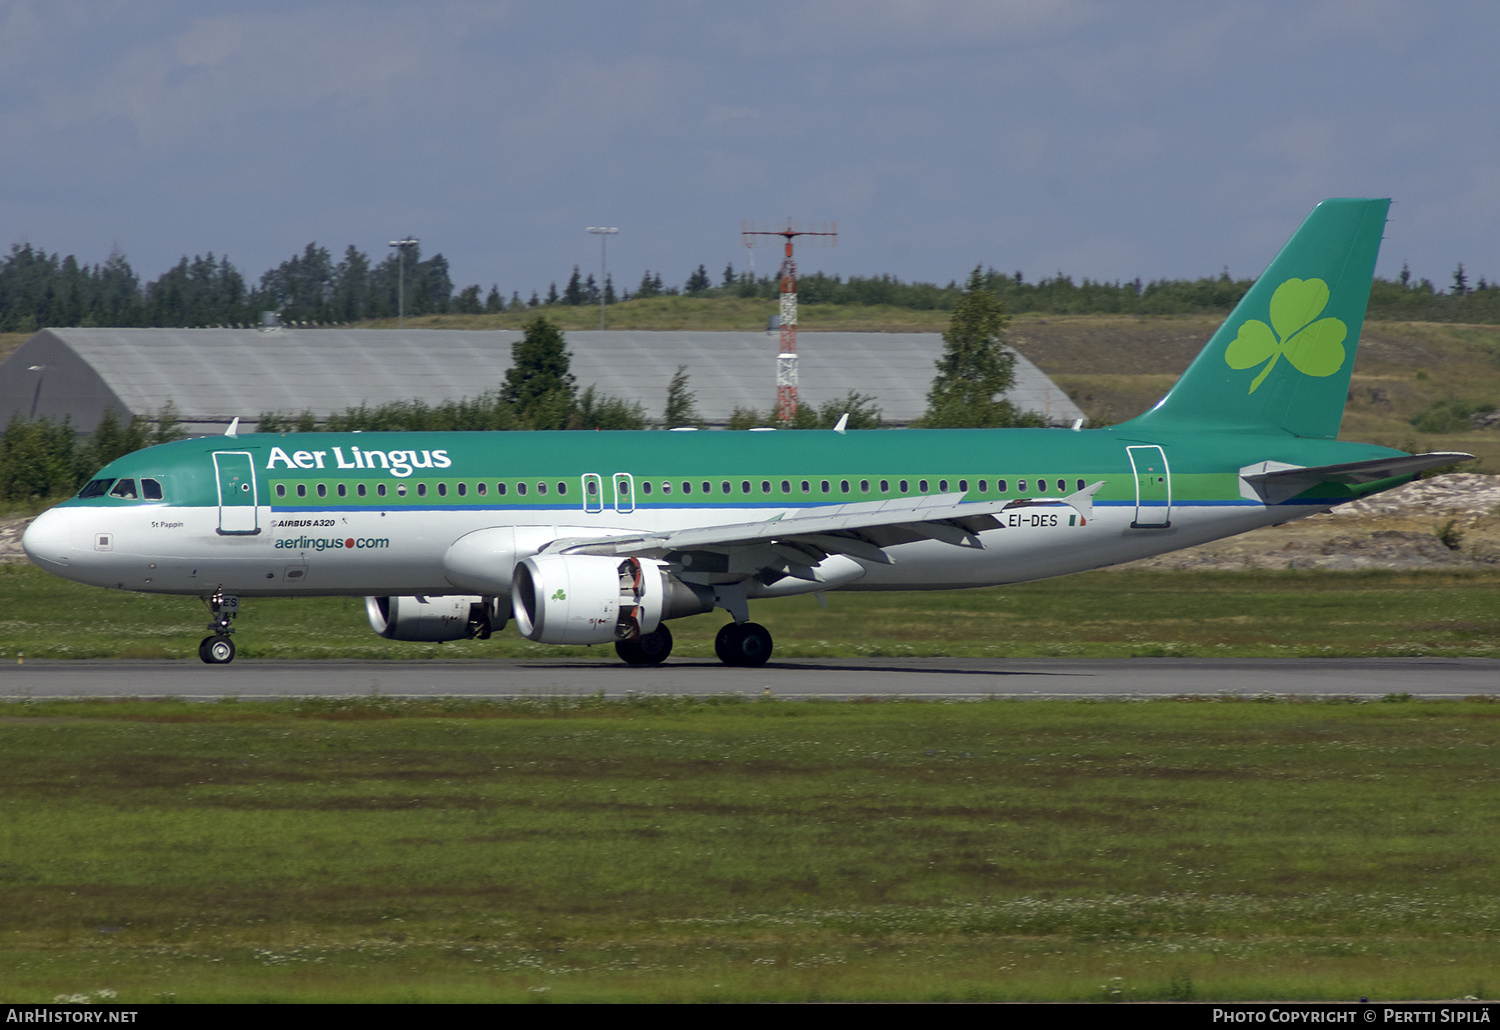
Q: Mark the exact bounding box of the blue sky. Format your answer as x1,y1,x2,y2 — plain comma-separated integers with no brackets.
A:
2,0,1497,296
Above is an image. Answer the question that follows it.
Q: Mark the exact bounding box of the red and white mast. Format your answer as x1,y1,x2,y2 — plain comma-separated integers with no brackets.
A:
741,221,837,425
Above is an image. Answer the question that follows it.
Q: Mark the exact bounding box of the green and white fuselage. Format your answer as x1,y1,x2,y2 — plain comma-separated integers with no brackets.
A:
22,198,1469,664
22,424,1417,598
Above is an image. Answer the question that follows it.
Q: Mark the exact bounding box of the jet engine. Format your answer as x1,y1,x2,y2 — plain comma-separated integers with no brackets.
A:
365,595,504,642
512,555,672,645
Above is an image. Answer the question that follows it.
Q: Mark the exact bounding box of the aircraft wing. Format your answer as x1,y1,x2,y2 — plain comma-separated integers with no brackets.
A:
546,482,1104,574
1240,452,1473,505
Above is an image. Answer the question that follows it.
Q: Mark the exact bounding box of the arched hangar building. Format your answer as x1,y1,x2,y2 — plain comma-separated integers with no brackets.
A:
0,327,1085,434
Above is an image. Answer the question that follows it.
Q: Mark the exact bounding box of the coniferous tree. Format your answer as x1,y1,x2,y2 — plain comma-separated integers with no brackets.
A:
662,365,700,428
485,285,503,313
501,317,576,426
454,284,483,314
331,246,370,322
685,264,711,295
916,266,1018,428
564,266,584,305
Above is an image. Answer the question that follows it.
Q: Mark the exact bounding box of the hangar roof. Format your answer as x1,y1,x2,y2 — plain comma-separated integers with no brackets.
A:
0,327,1084,432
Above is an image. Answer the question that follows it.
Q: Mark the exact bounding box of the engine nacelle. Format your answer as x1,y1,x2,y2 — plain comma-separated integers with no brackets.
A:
512,555,667,644
365,595,504,642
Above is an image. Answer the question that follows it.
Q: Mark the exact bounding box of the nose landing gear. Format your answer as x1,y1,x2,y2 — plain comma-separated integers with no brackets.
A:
199,591,240,664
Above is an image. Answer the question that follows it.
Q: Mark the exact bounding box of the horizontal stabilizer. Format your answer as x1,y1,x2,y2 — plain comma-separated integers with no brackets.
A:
1240,452,1473,504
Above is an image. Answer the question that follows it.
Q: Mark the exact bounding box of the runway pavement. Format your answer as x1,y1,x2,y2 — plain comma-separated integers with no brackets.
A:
1,656,1496,699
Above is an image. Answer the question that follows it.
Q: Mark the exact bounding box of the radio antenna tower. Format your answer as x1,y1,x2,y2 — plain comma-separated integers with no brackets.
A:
741,220,837,425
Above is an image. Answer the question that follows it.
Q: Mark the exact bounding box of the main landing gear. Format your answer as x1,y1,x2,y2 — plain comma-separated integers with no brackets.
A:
715,622,773,667
199,591,239,665
612,622,774,666
615,624,674,665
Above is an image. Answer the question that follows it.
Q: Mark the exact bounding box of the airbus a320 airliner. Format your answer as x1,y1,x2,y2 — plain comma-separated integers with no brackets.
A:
22,199,1468,665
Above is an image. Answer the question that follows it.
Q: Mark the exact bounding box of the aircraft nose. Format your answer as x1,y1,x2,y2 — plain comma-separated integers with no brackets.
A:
21,508,74,568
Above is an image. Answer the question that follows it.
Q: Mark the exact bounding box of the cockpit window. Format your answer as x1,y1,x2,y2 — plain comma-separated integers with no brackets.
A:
141,478,163,500
108,479,138,499
78,479,115,498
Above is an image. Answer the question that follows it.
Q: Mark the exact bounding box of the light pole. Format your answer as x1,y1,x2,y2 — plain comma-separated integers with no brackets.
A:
27,365,45,419
388,237,419,327
586,226,618,329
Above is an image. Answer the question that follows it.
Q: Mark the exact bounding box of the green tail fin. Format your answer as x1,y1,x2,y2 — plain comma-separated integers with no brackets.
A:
1125,198,1389,439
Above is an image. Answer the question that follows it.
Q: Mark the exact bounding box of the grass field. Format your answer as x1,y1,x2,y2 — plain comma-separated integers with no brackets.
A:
3,563,1500,662
1,695,1496,1003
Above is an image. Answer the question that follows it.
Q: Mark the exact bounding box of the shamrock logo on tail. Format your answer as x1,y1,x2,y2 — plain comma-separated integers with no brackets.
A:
1224,278,1347,393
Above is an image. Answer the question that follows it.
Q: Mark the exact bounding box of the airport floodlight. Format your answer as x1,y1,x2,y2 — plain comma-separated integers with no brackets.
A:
587,227,619,330
388,237,420,328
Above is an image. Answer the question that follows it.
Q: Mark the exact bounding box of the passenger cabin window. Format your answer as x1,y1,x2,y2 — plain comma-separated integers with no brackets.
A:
642,482,653,495
1018,480,1027,492
476,483,486,496
396,484,407,497
557,482,567,495
517,483,527,496
317,483,327,498
78,479,114,498
918,480,928,493
108,479,138,499
377,484,387,497
939,479,949,492
899,480,909,493
296,484,307,498
142,478,163,500
337,483,347,498
435,483,446,497
1037,480,1047,493
456,483,466,497
1077,479,1086,492
358,484,367,497
276,484,287,498
497,483,507,495
998,479,1008,493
